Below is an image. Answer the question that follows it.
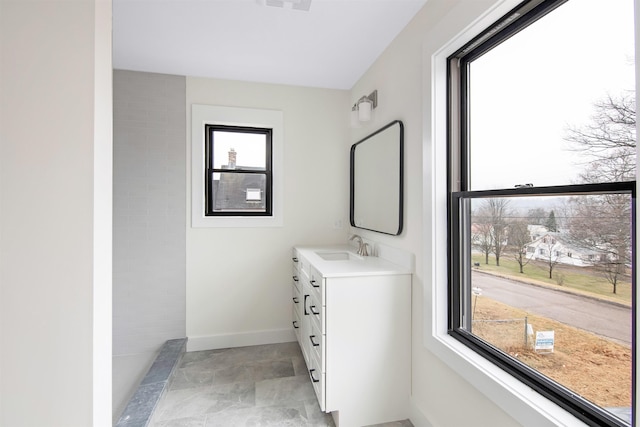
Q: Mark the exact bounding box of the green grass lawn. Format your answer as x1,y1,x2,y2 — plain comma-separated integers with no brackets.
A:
471,253,632,304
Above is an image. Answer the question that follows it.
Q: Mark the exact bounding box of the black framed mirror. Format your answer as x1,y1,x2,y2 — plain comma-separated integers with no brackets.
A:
350,120,404,235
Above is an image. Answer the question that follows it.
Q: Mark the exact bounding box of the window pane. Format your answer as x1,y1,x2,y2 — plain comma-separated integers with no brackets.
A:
212,131,267,170
466,193,632,423
211,172,267,212
469,0,635,191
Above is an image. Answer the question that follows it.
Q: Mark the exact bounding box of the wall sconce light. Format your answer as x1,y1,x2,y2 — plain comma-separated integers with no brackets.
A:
351,90,378,127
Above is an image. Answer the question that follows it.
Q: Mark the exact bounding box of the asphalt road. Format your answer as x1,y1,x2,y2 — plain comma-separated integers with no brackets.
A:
472,271,632,346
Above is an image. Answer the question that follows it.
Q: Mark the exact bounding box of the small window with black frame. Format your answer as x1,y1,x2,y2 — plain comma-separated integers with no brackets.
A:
205,125,273,216
447,0,636,425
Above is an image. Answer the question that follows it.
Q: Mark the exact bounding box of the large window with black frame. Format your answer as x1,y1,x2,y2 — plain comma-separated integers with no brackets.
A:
205,124,273,216
447,0,636,425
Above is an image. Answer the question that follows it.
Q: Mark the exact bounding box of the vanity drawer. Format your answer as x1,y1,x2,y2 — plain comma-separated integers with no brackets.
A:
292,272,301,294
292,250,300,275
307,291,324,331
292,305,301,340
309,266,324,304
309,314,325,371
308,350,325,411
292,260,301,285
293,250,310,278
292,282,302,316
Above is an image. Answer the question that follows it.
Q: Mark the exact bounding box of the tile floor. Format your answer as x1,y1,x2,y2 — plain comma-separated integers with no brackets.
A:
148,341,413,427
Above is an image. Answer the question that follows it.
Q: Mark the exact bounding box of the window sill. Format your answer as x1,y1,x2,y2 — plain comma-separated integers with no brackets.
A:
425,331,589,427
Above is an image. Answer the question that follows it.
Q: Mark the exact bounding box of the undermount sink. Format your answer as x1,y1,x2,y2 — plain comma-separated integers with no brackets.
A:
316,251,362,261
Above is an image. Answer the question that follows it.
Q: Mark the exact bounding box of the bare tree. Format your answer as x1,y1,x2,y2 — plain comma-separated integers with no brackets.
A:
538,236,563,280
597,259,626,295
472,221,494,265
569,192,632,294
565,92,634,293
509,220,532,273
482,198,510,266
491,199,510,267
565,92,636,182
473,198,513,266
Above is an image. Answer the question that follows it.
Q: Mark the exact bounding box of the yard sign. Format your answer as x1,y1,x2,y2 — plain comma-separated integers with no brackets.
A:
534,330,554,354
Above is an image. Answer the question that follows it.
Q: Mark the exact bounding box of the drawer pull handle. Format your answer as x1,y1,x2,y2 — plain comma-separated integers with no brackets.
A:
292,297,299,304
293,321,299,329
310,279,319,288
310,305,320,315
304,295,309,315
309,369,320,383
309,335,320,347
293,276,299,282
292,257,299,262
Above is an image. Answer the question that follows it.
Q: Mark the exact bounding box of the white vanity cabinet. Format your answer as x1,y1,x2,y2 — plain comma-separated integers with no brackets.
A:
291,245,411,427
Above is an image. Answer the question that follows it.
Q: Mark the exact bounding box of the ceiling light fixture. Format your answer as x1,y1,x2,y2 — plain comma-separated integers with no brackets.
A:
351,90,378,126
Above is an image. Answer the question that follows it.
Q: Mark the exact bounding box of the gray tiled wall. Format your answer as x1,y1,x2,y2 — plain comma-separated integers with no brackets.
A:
113,70,186,355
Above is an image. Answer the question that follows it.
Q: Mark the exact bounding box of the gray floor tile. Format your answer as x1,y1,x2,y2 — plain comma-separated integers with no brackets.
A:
149,414,207,427
367,421,414,427
210,344,292,367
179,349,227,369
153,382,255,422
292,355,307,376
250,359,296,382
303,399,335,426
204,403,309,426
149,342,412,427
215,359,295,385
255,375,316,407
170,367,215,390
270,341,305,358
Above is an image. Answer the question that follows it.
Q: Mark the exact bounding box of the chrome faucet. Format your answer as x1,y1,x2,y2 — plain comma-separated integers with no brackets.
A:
349,234,369,257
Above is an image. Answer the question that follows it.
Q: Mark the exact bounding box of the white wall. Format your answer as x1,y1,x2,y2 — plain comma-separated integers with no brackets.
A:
0,0,112,425
185,78,350,350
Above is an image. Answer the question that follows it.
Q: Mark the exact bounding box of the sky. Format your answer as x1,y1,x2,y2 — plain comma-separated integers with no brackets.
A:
470,0,636,191
212,131,267,169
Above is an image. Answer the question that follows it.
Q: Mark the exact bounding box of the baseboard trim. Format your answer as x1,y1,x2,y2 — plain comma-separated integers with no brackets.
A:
186,328,296,352
409,397,434,427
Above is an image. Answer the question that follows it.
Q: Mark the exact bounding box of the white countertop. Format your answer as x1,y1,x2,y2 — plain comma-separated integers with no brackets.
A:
294,244,412,278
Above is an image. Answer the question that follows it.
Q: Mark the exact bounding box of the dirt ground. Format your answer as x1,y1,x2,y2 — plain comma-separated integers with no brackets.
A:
473,297,631,408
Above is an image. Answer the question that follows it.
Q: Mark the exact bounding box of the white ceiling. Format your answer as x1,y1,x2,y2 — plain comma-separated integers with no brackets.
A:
112,0,427,90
